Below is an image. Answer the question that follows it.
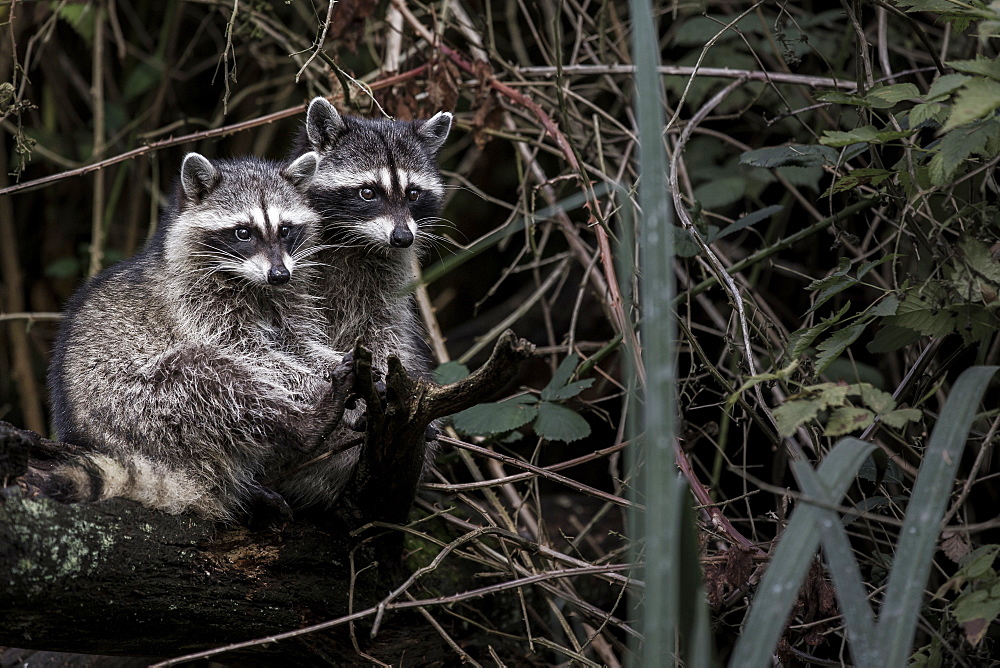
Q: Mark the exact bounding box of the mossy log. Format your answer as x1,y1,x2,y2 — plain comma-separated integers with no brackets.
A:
0,331,534,664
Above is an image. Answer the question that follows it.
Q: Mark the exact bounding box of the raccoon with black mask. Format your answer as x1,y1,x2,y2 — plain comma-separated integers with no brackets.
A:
284,97,453,507
47,152,350,521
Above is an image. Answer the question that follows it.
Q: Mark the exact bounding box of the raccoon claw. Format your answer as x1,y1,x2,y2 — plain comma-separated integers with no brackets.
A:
242,483,293,530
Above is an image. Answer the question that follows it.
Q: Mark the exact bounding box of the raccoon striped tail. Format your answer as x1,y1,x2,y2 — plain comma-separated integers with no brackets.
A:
49,453,229,520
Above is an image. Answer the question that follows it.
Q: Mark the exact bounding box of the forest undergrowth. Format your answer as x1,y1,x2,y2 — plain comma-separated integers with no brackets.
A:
2,0,1000,665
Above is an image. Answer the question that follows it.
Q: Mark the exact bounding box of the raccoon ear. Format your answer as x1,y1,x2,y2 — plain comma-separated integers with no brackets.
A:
283,152,319,191
416,111,453,155
305,97,346,152
180,153,221,203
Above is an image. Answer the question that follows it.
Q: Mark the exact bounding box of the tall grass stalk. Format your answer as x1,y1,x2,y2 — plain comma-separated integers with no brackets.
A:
628,0,711,664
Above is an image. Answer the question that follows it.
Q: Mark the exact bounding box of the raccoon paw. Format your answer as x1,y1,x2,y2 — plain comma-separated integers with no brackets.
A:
242,483,294,530
425,424,440,442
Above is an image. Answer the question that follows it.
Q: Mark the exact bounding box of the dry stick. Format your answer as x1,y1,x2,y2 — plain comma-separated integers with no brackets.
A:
439,435,641,510
422,439,629,492
514,64,859,90
405,591,484,668
151,563,633,667
0,66,428,199
389,0,642,386
295,0,336,83
0,311,63,322
414,498,642,590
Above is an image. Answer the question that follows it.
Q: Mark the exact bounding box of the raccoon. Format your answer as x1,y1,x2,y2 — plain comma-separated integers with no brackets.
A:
47,151,349,521
278,97,453,508
296,96,452,373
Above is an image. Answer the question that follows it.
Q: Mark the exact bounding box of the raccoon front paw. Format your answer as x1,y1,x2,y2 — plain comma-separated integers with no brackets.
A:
242,482,294,530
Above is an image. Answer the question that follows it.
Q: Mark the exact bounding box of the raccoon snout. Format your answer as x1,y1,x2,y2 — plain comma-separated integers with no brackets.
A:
389,227,414,248
268,265,291,285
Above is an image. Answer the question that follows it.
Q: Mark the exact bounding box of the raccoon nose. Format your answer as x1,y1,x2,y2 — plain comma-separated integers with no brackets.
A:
268,266,290,285
390,227,414,248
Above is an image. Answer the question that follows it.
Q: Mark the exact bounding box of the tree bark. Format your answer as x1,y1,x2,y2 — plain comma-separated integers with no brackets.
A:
0,331,534,663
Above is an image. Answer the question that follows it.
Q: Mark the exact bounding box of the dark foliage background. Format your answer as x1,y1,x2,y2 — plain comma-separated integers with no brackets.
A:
3,0,1000,664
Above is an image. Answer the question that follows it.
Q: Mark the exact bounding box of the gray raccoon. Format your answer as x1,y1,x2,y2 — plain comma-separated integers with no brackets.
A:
282,97,453,507
47,151,348,521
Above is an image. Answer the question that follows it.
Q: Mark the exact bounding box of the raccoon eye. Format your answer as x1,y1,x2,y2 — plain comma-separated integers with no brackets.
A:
359,187,376,201
407,188,420,202
279,225,291,238
234,227,252,241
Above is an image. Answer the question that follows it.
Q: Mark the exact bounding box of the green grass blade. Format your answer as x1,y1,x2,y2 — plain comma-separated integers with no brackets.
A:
730,438,875,666
792,457,879,666
877,366,999,666
628,0,686,663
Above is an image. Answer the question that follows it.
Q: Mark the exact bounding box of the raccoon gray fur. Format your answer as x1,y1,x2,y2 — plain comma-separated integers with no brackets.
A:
282,97,453,507
47,151,351,521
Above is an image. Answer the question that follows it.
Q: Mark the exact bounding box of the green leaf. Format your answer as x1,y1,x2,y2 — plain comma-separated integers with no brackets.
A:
865,83,920,109
533,401,590,442
880,407,922,429
947,56,1000,82
541,354,580,401
909,103,949,127
451,396,539,436
854,384,896,413
820,125,913,147
877,366,1000,666
774,398,822,437
824,168,894,196
824,406,875,436
731,438,878,666
926,73,971,101
867,294,900,317
814,322,868,374
928,118,1000,185
550,379,594,401
672,225,703,257
867,324,925,353
739,144,837,168
709,205,783,242
434,361,470,384
787,302,851,359
943,78,1000,131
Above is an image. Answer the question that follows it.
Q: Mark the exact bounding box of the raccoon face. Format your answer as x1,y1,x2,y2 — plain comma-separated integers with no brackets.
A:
302,97,452,253
170,152,321,287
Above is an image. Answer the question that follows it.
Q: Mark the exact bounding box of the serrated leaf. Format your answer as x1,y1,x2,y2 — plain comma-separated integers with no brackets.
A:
709,205,783,242
943,78,1000,132
928,118,999,185
867,324,925,353
953,589,1000,646
854,384,896,413
451,396,539,436
880,407,922,429
550,379,594,400
820,125,913,147
541,354,581,401
434,361,470,384
926,73,970,101
739,144,837,168
533,401,590,442
824,167,894,196
824,406,875,436
887,307,955,338
867,294,900,317
947,56,1000,82
773,398,822,437
909,102,949,127
815,322,868,374
787,303,851,359
865,83,920,108
673,225,703,257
